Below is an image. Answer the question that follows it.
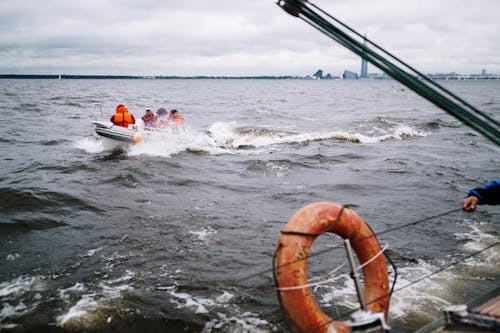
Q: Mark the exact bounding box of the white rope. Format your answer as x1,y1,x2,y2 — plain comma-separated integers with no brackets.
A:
357,243,389,271
277,243,389,291
277,262,348,291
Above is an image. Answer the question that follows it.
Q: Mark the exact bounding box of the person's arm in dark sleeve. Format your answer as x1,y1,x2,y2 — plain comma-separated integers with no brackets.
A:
467,180,500,205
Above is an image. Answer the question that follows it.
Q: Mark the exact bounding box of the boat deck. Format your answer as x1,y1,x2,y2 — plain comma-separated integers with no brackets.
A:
415,287,500,333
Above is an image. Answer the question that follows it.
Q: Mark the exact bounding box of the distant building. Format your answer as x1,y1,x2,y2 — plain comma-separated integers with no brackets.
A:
312,69,338,79
342,70,358,79
313,69,324,79
360,34,368,78
426,71,500,80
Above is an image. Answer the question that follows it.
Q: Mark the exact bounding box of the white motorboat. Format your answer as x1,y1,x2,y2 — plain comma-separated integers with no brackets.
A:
91,120,143,151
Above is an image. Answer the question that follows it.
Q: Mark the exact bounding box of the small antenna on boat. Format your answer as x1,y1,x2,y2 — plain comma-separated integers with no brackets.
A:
98,104,104,120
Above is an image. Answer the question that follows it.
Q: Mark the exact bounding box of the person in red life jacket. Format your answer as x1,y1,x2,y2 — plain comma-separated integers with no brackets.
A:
154,107,169,128
168,109,185,125
141,109,155,127
110,104,136,128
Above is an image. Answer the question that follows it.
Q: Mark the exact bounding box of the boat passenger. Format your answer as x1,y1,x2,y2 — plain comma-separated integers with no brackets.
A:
110,104,136,128
462,179,500,212
141,109,155,127
154,107,169,128
168,109,185,125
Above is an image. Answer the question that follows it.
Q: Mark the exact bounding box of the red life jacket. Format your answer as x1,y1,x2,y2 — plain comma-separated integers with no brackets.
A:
141,113,155,126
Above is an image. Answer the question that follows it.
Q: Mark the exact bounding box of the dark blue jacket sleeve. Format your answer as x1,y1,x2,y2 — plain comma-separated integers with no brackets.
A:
467,180,500,205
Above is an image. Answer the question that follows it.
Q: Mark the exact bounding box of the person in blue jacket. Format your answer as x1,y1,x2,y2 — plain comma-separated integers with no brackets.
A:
462,180,500,212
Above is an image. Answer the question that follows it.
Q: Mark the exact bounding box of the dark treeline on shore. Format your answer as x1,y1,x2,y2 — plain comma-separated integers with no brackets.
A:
0,74,301,80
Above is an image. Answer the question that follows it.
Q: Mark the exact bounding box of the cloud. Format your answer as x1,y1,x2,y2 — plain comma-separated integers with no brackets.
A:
0,0,499,75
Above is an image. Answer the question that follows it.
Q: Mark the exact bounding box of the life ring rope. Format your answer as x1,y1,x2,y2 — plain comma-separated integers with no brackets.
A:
358,242,389,270
275,242,388,292
275,241,389,273
276,262,348,291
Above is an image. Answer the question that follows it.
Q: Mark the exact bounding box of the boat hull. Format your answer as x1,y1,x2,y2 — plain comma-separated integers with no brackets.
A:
91,121,135,151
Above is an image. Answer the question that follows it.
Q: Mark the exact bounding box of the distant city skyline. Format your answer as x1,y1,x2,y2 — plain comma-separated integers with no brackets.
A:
311,67,499,80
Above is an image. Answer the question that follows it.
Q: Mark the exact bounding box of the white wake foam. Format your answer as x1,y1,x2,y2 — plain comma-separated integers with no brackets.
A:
165,287,276,332
76,120,430,157
56,271,135,329
74,137,104,153
0,275,46,329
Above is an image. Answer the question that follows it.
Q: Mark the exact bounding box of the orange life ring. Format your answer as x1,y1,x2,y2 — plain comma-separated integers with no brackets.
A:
274,202,390,333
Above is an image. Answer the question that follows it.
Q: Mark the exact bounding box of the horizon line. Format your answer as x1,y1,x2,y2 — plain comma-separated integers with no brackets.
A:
1,73,499,80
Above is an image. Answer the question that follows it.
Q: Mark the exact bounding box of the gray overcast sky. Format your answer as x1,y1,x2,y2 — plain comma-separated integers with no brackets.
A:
1,0,499,76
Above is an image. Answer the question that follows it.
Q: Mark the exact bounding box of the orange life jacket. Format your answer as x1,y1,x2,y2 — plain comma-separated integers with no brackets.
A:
112,106,135,128
173,114,184,125
167,110,184,125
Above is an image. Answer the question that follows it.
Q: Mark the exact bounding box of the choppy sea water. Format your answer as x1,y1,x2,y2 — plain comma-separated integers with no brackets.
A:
0,78,498,333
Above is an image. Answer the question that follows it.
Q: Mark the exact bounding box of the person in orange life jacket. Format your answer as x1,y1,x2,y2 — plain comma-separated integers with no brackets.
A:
110,104,136,128
154,107,169,128
168,109,185,125
141,109,155,127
